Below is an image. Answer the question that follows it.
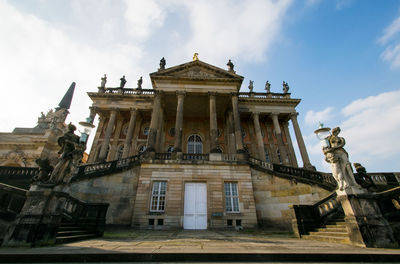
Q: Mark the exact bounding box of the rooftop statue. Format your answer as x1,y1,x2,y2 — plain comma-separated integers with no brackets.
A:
323,127,360,191
100,74,107,88
227,59,234,72
137,76,143,89
49,123,82,184
193,53,199,61
265,81,271,93
120,75,127,89
282,81,289,94
159,57,166,70
248,80,254,93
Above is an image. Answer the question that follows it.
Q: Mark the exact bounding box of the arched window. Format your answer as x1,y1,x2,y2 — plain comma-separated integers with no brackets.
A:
116,144,124,160
187,134,203,154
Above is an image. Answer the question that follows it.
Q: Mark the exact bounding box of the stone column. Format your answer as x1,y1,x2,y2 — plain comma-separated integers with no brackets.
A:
147,91,162,152
272,113,289,165
122,108,137,158
290,112,312,168
228,111,236,154
252,112,266,161
283,121,298,167
209,92,220,153
98,108,117,161
173,92,185,152
231,94,244,153
155,107,164,152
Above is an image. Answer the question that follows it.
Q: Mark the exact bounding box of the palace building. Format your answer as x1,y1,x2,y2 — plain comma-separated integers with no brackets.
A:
65,58,335,230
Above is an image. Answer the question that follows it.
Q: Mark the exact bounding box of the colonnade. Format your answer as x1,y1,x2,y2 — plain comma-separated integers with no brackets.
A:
93,92,312,168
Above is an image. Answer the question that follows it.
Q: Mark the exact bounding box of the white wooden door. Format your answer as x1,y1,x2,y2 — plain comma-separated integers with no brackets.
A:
184,183,207,229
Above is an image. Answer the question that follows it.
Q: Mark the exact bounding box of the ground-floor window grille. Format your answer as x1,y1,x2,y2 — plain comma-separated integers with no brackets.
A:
150,181,167,212
224,182,239,212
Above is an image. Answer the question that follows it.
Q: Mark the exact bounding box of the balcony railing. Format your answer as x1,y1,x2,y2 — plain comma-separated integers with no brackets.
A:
62,195,109,236
0,183,27,222
291,192,341,237
238,92,291,99
155,152,172,160
102,88,154,95
182,153,209,161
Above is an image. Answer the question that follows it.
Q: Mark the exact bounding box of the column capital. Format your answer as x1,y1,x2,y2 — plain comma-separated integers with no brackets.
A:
230,92,239,98
176,91,186,96
154,90,164,96
129,107,138,113
110,107,119,113
290,112,299,118
251,111,260,119
208,91,217,97
272,112,280,117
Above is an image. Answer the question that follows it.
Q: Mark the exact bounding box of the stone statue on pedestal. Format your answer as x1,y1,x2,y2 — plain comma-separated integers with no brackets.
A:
323,127,360,191
120,75,127,89
159,57,166,70
248,80,254,93
100,74,107,88
49,123,82,184
265,81,271,93
137,76,143,89
283,81,289,94
227,59,234,72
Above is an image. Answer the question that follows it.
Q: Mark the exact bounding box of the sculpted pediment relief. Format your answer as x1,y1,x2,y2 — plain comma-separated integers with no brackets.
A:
150,60,243,82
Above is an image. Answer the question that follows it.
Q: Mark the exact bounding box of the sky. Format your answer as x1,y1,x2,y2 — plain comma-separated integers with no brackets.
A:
1,0,400,172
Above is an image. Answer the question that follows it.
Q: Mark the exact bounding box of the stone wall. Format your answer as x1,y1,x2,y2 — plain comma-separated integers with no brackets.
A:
251,168,331,230
69,167,140,225
132,162,258,229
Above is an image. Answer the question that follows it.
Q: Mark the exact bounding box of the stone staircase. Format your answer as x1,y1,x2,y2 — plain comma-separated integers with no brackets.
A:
55,219,97,244
302,214,351,244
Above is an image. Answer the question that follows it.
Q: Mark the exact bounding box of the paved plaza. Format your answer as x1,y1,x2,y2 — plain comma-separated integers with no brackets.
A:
0,229,399,262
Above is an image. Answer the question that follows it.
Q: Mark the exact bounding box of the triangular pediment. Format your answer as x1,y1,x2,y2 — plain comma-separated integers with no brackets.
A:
150,60,244,82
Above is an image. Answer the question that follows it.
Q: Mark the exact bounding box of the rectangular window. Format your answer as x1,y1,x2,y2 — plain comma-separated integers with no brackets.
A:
150,181,167,212
224,182,239,213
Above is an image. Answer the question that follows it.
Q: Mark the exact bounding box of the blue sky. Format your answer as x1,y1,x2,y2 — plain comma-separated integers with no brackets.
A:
1,0,400,172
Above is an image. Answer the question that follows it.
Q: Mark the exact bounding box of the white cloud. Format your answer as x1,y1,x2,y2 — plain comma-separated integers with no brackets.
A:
304,90,400,172
176,0,293,63
340,90,400,160
379,16,400,45
123,0,166,42
379,14,400,69
304,107,334,127
0,0,145,133
335,0,354,10
381,43,400,69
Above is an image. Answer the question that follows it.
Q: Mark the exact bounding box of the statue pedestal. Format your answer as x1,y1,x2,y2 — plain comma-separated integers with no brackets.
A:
338,190,398,248
2,184,68,246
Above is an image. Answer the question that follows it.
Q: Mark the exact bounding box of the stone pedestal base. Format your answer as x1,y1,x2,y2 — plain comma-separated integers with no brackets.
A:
2,184,68,247
338,191,398,248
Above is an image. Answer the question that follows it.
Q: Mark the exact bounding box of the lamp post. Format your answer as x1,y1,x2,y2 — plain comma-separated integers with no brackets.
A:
314,123,331,148
78,117,95,145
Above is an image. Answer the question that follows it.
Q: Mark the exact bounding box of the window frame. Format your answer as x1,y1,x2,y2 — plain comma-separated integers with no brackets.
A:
149,181,167,213
224,182,240,213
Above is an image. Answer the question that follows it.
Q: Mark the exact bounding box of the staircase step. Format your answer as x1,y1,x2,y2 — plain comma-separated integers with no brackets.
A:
302,234,351,244
58,226,81,231
325,222,347,227
57,230,89,236
309,231,349,237
316,227,348,233
55,234,97,244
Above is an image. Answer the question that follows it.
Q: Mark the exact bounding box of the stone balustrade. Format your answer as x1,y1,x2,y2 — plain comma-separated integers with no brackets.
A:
182,153,209,161
238,92,291,99
102,88,155,95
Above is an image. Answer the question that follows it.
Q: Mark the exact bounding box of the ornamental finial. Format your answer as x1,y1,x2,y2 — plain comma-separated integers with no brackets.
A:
193,53,199,61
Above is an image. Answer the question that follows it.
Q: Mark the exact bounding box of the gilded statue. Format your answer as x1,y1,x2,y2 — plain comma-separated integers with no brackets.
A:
193,53,199,61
